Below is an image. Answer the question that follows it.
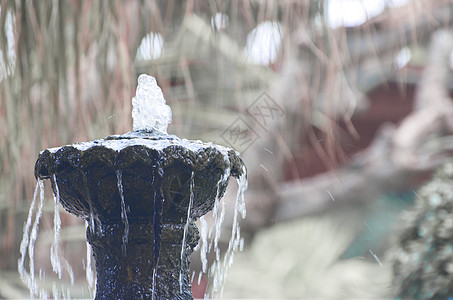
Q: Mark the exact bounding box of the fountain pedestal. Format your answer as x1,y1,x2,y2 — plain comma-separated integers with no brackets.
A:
27,74,246,299
34,131,245,299
88,220,198,299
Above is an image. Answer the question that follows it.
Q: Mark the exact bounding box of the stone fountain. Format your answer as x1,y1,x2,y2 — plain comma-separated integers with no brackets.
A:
27,75,246,299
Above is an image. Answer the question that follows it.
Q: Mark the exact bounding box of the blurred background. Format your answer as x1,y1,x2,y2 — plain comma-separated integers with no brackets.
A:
2,0,453,298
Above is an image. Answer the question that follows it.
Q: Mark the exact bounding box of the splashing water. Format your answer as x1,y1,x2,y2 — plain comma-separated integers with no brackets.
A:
19,178,88,299
132,74,172,133
18,178,71,298
208,165,248,297
187,153,248,299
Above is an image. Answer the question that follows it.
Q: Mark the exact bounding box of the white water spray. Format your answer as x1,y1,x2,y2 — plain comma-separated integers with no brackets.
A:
132,74,172,133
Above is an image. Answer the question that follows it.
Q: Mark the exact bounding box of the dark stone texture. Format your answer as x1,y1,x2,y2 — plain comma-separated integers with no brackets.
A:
34,130,245,299
87,220,199,299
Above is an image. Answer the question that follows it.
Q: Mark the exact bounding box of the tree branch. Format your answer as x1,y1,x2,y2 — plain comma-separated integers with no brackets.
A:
275,30,453,222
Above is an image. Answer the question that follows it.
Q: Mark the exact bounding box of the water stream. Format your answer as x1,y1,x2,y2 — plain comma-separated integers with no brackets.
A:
50,174,62,279
18,180,41,297
179,171,195,293
152,162,164,300
18,178,82,299
82,174,96,235
213,175,228,262
208,166,248,297
116,170,129,256
85,227,94,290
199,216,208,273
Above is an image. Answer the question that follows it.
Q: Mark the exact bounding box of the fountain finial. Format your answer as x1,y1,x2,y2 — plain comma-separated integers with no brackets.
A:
132,74,172,133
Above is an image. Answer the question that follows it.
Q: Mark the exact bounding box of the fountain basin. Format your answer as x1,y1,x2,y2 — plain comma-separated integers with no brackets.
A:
35,131,244,221
34,130,245,299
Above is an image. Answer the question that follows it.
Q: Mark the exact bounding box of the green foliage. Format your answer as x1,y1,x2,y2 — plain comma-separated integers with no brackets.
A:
390,162,453,299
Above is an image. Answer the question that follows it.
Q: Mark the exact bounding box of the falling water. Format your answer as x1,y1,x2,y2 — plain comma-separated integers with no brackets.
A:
152,267,157,300
213,177,228,262
23,74,247,298
85,238,94,289
82,174,96,234
185,155,249,299
63,258,75,285
18,180,42,296
28,181,45,297
187,159,248,299
151,189,158,300
152,162,164,300
236,165,247,219
52,282,58,300
197,271,203,285
179,171,195,293
50,174,63,280
199,216,208,273
209,165,248,297
19,177,93,299
51,174,78,298
116,170,129,256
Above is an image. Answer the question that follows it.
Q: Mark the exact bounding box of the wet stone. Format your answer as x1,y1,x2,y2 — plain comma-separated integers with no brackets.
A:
33,130,246,299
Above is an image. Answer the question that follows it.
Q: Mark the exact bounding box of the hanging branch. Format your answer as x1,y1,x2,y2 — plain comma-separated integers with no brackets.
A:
275,30,453,222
